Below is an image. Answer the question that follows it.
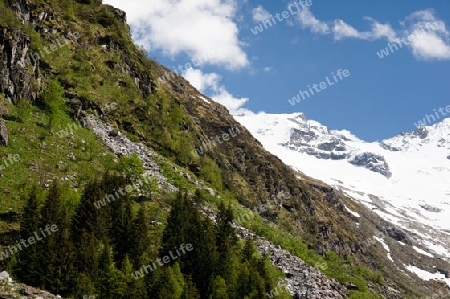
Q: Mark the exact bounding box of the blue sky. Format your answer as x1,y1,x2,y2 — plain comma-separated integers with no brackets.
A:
104,0,450,141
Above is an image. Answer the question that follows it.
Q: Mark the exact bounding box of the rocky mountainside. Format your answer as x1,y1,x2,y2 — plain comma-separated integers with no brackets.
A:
0,0,448,298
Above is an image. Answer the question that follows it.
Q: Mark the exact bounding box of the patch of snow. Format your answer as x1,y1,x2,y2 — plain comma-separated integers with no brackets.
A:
198,96,210,104
413,246,434,258
405,265,450,288
374,236,394,262
344,205,360,218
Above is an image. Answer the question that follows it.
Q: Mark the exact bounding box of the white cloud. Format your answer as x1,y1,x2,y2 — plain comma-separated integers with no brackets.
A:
263,66,272,72
333,18,397,41
333,20,362,40
182,68,220,92
402,9,450,60
183,68,248,113
252,5,271,22
297,7,329,34
104,0,249,69
295,6,450,60
365,18,398,42
409,33,450,59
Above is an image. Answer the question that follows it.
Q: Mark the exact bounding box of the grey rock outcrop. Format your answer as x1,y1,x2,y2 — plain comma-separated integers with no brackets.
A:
197,205,347,298
349,152,392,178
235,226,347,298
0,271,61,298
0,120,8,146
84,116,178,192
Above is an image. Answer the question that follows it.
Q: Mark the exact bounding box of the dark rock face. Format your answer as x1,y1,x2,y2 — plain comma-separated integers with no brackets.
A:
413,126,428,139
379,141,401,151
350,152,392,178
291,128,316,143
0,27,40,104
317,140,346,152
385,227,409,243
0,120,8,146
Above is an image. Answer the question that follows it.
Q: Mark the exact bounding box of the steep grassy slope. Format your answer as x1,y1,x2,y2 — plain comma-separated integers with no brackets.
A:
0,0,445,297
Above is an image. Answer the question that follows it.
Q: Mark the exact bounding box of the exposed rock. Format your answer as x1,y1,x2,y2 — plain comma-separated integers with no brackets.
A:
196,205,347,298
0,272,9,281
413,126,428,139
349,152,392,178
85,116,177,192
344,282,359,290
419,204,442,213
0,27,41,104
0,271,61,298
236,226,347,298
317,140,346,152
108,129,119,137
379,141,401,151
0,120,8,146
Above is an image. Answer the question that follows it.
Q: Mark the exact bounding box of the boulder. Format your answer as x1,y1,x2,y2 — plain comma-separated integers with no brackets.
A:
0,120,8,146
0,271,9,280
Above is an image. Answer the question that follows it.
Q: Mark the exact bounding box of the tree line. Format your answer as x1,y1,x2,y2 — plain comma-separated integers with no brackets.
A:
1,172,291,298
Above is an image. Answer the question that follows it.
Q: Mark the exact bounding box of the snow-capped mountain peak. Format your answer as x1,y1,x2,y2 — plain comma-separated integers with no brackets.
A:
234,111,450,263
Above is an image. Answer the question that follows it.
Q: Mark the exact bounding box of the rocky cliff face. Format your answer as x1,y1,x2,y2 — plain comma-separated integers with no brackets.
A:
0,0,45,104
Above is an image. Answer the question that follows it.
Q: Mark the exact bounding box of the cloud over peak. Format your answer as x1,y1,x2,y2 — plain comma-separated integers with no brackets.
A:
105,0,249,69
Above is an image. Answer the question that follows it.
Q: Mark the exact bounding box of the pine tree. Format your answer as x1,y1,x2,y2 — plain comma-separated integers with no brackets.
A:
181,275,200,299
210,276,229,299
96,242,120,298
129,203,150,269
109,193,133,264
215,202,238,283
160,192,191,254
156,263,184,299
17,186,41,284
36,181,75,294
185,215,217,297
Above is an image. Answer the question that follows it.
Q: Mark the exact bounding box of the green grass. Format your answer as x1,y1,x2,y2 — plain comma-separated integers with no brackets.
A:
0,103,113,213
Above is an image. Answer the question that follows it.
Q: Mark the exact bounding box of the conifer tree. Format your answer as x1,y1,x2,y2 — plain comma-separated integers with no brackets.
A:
181,275,200,299
210,276,229,299
109,193,133,264
96,242,120,298
17,186,41,284
215,202,238,284
129,203,150,269
37,182,75,293
156,263,184,299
